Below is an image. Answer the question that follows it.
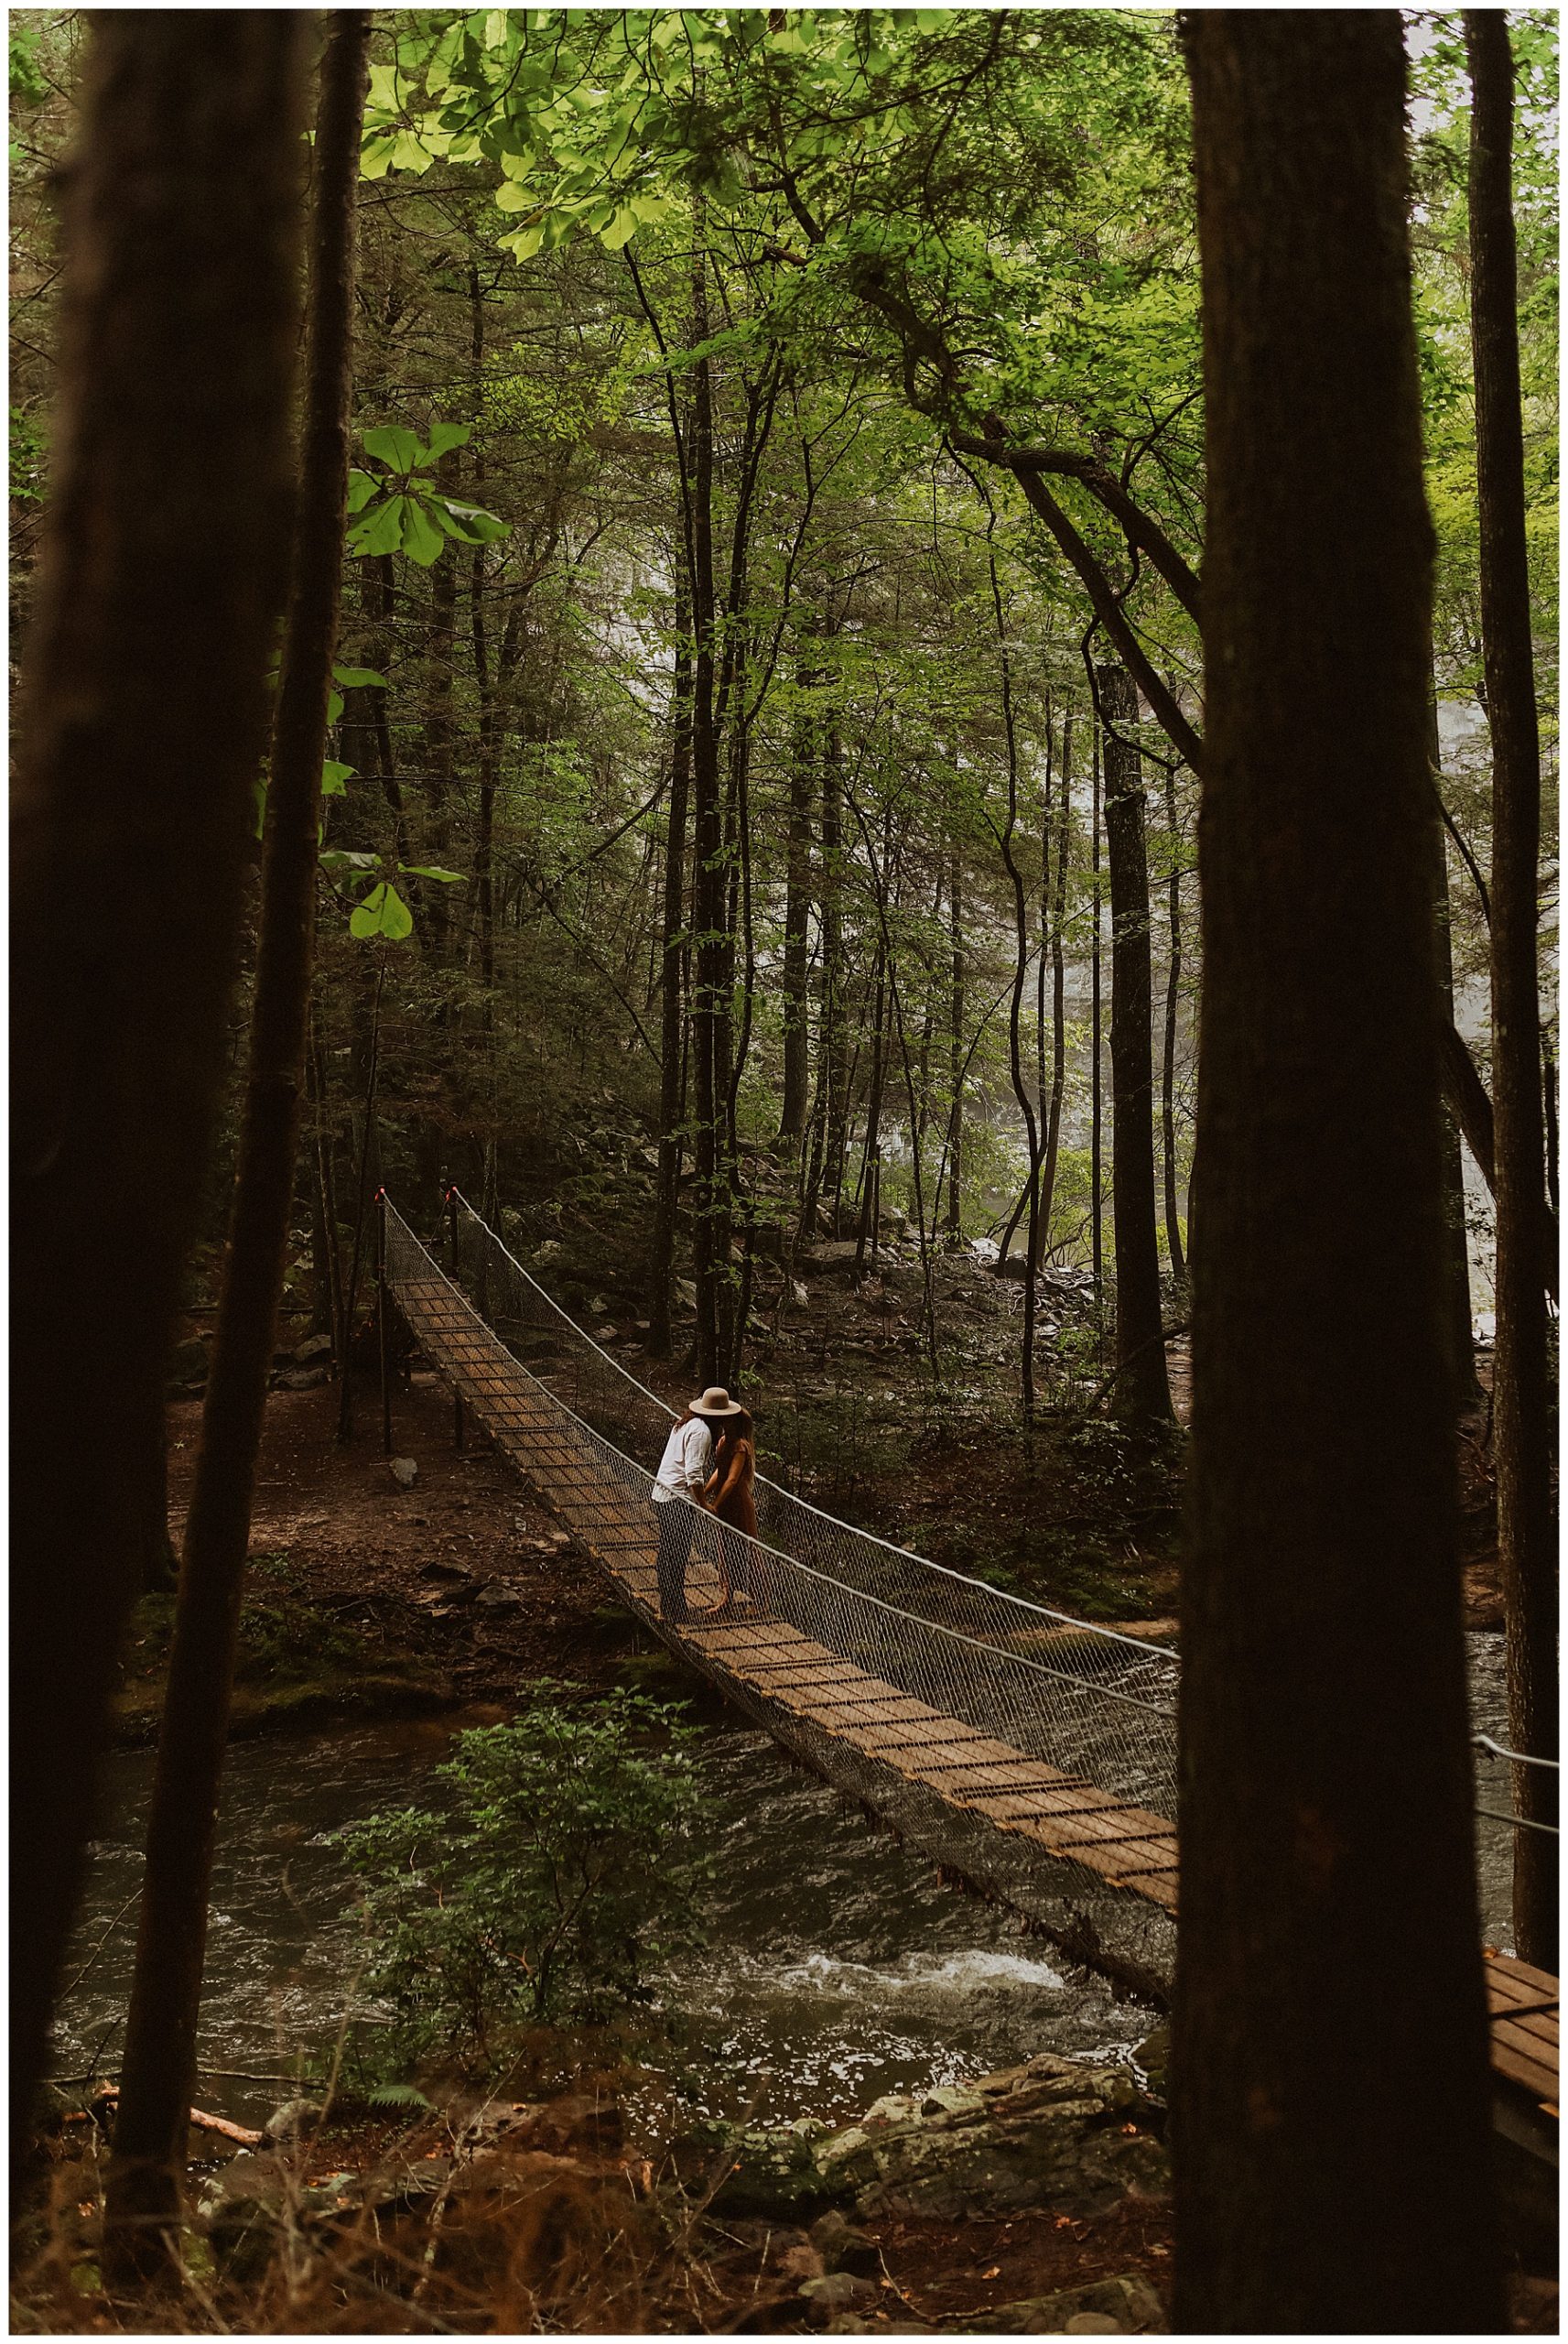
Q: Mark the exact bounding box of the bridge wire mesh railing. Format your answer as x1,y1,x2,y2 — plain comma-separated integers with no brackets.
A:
385,1196,1556,1869
384,1194,1182,1824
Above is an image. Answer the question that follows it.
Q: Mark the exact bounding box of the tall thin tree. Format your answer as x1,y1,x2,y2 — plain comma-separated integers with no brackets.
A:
10,12,307,2168
1176,14,1502,2328
1465,6,1557,1961
105,15,371,2259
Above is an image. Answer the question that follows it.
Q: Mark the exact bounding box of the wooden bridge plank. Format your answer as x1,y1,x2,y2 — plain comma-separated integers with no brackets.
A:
394,1253,1560,2136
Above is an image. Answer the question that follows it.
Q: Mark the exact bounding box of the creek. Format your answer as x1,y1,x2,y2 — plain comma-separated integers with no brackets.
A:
52,1712,1156,2132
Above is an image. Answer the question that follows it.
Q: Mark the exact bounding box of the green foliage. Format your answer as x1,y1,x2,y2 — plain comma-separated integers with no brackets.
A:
331,1690,710,2072
9,404,44,504
347,420,507,565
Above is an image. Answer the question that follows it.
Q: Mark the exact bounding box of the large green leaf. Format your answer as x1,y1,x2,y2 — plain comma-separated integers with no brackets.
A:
345,470,381,514
331,664,388,689
423,420,472,463
399,495,448,566
362,424,425,473
430,494,508,545
349,881,415,941
349,494,409,558
321,760,355,798
400,863,466,884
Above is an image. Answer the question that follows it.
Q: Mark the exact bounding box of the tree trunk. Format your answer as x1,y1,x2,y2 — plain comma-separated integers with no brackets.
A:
649,590,693,1358
1175,16,1503,2330
819,714,851,1235
1039,715,1073,1248
1097,662,1174,1428
946,835,965,1240
854,950,888,1280
1090,720,1104,1324
105,16,368,2261
679,242,730,1384
1465,6,1558,1964
9,11,307,2169
778,659,816,1146
1160,757,1186,1279
1428,697,1479,1405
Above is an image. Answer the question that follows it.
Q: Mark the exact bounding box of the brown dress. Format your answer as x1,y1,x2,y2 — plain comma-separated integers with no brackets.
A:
709,1429,761,1605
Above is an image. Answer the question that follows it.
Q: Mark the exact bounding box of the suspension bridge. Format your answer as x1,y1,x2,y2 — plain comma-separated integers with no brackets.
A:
376,1192,1557,2139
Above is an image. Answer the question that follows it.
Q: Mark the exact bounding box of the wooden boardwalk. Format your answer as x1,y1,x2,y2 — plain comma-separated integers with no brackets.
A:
387,1258,1558,2127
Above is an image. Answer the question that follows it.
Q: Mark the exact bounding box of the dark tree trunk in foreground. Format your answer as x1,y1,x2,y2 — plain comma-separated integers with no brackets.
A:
9,12,306,2172
1098,662,1174,1428
1465,6,1558,1963
1161,758,1187,1280
946,836,965,1239
105,16,369,2261
1176,16,1502,2331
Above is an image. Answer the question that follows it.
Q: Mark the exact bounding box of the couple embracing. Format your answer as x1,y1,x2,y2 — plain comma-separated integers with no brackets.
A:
651,1385,760,1627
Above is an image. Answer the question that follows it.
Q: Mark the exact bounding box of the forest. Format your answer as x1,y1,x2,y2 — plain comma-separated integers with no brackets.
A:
8,7,1559,2338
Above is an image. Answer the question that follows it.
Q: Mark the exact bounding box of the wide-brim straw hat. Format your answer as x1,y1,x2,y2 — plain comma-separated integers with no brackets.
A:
689,1385,743,1417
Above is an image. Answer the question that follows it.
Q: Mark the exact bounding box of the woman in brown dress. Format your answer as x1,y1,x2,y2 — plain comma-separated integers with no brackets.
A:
704,1406,762,1617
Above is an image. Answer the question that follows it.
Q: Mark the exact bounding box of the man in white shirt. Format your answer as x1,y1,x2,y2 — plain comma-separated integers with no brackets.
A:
652,1386,741,1625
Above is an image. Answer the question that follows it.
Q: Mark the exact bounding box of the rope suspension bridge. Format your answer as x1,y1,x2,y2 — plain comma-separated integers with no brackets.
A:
375,1191,1557,2132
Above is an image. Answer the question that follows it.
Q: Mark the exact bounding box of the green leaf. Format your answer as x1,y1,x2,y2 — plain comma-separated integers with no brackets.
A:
326,689,344,728
349,494,409,558
429,494,508,545
346,471,381,515
349,881,415,942
423,420,472,463
597,205,640,252
252,778,268,841
319,848,381,879
400,863,465,884
399,495,448,567
362,425,426,473
331,665,387,689
322,760,355,797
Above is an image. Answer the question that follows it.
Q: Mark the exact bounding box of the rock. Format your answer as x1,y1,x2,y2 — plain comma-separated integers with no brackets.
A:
475,1584,524,1612
264,2097,324,2143
816,2052,1167,2224
955,2274,1163,2334
278,1366,330,1391
790,1279,810,1308
799,2272,880,2325
1132,2025,1169,2101
389,1456,418,1489
534,1240,562,1263
701,2117,843,2219
292,1332,334,1364
771,2235,825,2284
418,1557,470,1580
809,2208,881,2275
170,1336,210,1380
595,1324,618,1341
800,1242,862,1275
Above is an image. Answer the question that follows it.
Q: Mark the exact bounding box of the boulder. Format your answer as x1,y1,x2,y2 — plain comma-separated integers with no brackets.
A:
292,1332,334,1365
809,2208,881,2276
264,2096,324,2143
699,2117,843,2219
278,1366,330,1391
799,2272,881,2325
800,1242,862,1275
953,2273,1165,2334
389,1456,418,1489
170,1336,210,1381
814,2053,1168,2224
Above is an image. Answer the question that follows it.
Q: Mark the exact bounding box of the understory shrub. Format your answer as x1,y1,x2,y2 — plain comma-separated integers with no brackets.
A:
331,1687,709,2075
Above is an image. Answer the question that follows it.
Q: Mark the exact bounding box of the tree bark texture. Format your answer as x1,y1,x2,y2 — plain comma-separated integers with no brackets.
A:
1176,15,1502,2329
778,664,815,1145
1465,6,1558,1960
105,15,369,2255
649,599,693,1356
1427,700,1479,1404
9,9,307,2168
1097,663,1174,1428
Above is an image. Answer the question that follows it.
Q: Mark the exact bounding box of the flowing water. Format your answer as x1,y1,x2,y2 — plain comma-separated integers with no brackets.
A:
51,1632,1519,2132
52,1714,1156,2132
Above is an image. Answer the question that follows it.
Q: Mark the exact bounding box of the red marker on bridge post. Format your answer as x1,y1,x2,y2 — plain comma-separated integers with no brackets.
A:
447,1186,465,1453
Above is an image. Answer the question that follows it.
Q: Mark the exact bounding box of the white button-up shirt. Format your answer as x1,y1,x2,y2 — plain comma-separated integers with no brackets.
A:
652,1416,713,1504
